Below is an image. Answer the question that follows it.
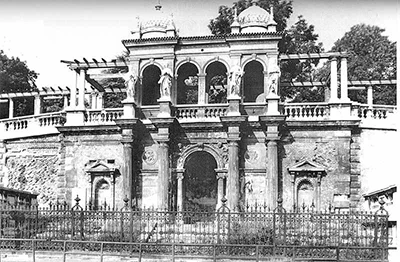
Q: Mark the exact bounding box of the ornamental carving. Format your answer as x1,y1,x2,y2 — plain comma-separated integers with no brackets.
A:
244,150,259,164
174,142,228,169
142,149,157,165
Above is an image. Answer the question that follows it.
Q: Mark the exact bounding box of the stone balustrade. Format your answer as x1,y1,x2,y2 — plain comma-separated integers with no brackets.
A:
0,112,65,139
175,104,227,121
84,109,123,125
284,103,330,120
0,102,396,140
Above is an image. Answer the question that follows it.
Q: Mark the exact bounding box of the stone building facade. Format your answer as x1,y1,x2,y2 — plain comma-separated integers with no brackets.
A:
0,2,396,212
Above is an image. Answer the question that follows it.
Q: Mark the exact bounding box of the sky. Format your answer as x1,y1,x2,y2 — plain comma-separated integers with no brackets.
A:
0,0,398,89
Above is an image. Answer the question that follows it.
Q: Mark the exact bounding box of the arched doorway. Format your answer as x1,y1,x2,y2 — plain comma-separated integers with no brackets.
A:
177,63,199,104
183,151,217,212
243,61,264,102
142,65,161,105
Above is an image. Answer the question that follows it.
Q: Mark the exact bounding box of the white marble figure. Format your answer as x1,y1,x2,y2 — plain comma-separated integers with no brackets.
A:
122,67,138,101
158,68,173,99
228,65,243,97
267,65,280,96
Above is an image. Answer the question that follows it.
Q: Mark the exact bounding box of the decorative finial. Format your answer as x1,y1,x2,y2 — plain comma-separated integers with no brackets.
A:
251,0,259,6
155,0,162,11
270,4,274,17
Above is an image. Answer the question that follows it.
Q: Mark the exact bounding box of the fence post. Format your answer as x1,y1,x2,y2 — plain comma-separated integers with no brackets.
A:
120,196,129,241
71,195,83,240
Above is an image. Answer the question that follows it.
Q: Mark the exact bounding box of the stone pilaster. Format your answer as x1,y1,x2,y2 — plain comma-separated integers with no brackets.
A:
151,117,175,209
260,115,285,209
349,132,361,209
115,118,140,207
198,73,206,104
0,140,6,186
220,115,247,210
215,170,227,209
176,170,184,211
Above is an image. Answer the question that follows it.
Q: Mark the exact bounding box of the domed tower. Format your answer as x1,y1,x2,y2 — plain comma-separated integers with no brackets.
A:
234,0,277,34
131,1,177,39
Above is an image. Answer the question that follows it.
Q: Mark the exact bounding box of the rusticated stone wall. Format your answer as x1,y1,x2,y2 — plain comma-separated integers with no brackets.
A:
1,135,61,206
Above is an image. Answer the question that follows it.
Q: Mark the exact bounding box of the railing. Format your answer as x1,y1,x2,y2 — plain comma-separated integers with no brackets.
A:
84,108,123,125
352,104,397,120
0,112,65,139
283,102,330,120
0,198,389,249
0,239,392,261
175,104,228,120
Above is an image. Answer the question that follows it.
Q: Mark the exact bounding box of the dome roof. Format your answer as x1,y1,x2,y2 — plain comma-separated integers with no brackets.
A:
238,1,270,33
132,4,176,39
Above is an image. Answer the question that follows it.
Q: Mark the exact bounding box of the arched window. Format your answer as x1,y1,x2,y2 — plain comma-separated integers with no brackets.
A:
95,179,110,209
297,180,314,208
142,65,161,105
243,61,264,102
206,61,227,104
177,63,199,104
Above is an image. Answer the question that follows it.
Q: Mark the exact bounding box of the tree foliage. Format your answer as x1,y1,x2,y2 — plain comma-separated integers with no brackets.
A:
328,24,396,105
208,0,293,35
0,50,38,117
208,1,324,102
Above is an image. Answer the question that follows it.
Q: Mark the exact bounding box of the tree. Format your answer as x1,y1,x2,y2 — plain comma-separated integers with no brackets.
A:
0,50,38,117
208,0,293,35
208,1,324,102
320,24,396,105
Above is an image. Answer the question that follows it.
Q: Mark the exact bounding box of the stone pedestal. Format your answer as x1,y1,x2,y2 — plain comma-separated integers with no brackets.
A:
227,97,241,117
329,102,353,120
64,109,85,126
266,93,280,115
122,99,137,119
157,98,172,118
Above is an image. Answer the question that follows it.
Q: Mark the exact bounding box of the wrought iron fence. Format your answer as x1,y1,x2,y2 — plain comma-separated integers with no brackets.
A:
0,197,389,260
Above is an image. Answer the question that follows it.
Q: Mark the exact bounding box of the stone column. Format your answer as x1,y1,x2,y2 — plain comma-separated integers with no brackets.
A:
158,141,169,210
329,57,338,102
8,98,14,119
111,179,116,209
97,93,104,110
266,139,278,208
367,86,373,106
260,115,285,210
91,93,97,109
263,70,269,94
176,170,184,211
198,73,206,104
34,95,41,115
115,119,139,208
316,173,322,211
63,95,69,109
216,171,227,209
77,69,86,110
340,57,349,101
220,116,247,211
227,140,240,210
151,117,175,210
70,74,77,109
122,137,134,205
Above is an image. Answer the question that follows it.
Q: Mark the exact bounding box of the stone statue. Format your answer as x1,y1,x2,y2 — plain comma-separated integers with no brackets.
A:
228,65,243,97
158,68,173,99
122,67,138,101
267,65,280,96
